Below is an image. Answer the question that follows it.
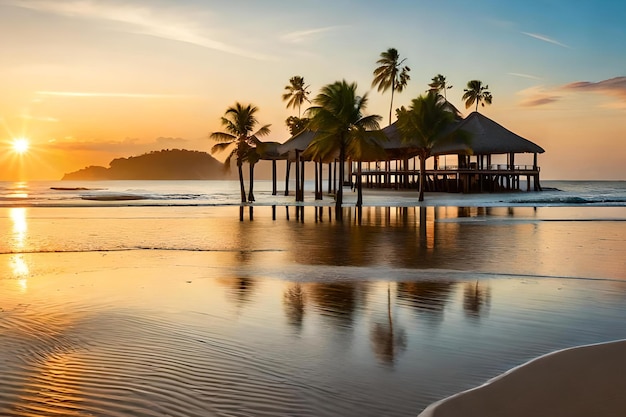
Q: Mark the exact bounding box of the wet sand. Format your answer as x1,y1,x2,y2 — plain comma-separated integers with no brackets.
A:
1,205,626,416
419,340,626,417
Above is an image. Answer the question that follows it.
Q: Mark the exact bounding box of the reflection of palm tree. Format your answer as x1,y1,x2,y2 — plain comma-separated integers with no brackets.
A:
210,103,271,203
462,80,493,112
372,48,411,125
370,283,407,365
304,80,382,212
283,283,306,328
463,281,491,318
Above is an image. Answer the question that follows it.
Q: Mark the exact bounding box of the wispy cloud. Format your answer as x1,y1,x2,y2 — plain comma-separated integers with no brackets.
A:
36,91,191,99
522,32,570,48
281,26,344,43
3,0,271,60
508,72,543,81
20,114,59,122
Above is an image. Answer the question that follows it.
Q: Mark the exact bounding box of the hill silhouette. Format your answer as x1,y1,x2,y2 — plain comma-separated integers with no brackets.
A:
62,149,236,180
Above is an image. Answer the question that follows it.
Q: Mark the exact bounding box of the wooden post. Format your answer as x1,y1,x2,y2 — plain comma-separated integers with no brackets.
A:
295,150,301,201
272,160,277,195
284,160,291,196
314,159,319,200
300,158,305,202
328,162,332,194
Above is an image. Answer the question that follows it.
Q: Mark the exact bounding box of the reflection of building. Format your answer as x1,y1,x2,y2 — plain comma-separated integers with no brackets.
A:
396,281,455,315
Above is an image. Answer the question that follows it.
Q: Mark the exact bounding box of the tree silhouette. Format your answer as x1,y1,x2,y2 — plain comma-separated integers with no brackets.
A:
372,48,411,125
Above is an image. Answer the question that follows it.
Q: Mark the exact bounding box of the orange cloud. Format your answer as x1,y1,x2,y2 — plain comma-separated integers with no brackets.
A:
562,77,626,101
517,77,626,108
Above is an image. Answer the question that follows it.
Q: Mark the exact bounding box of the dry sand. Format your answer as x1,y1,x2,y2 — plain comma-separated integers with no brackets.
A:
418,339,626,417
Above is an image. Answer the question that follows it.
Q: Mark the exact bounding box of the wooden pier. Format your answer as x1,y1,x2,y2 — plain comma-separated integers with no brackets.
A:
355,163,542,193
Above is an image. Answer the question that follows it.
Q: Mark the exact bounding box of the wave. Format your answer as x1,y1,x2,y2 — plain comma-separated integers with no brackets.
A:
507,196,626,205
50,187,106,191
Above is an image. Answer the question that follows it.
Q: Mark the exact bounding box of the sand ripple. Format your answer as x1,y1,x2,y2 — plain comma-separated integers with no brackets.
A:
0,304,324,417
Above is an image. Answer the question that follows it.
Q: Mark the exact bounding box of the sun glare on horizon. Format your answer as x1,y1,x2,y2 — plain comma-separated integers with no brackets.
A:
12,138,30,154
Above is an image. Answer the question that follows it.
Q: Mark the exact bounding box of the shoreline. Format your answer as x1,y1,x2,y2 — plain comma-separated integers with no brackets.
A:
418,339,626,417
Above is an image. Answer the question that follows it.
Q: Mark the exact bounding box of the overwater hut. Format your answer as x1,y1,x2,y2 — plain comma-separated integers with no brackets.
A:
357,111,544,192
262,112,545,200
432,112,545,192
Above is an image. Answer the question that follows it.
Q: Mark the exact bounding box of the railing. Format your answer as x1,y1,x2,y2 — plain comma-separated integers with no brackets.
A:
436,164,538,171
358,164,540,173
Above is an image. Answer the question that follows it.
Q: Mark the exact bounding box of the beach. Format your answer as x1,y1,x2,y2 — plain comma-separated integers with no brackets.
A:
1,180,626,416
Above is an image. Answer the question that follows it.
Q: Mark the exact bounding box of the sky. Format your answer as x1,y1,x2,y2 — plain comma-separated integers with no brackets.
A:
0,0,624,181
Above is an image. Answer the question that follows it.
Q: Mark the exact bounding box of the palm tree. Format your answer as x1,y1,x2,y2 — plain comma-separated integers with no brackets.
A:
428,74,453,100
210,103,270,203
304,80,382,211
396,92,468,202
282,75,311,118
462,80,493,112
285,115,309,136
372,48,411,125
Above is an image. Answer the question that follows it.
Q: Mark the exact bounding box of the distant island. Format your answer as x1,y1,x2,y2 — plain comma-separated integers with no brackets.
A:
62,149,235,180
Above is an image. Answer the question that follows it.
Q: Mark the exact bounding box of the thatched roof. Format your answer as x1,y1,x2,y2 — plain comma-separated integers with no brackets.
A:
263,112,544,162
275,129,316,159
255,141,284,160
434,112,545,155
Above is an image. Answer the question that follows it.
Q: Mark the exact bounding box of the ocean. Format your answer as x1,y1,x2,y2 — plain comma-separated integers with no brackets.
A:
1,180,625,416
1,179,625,208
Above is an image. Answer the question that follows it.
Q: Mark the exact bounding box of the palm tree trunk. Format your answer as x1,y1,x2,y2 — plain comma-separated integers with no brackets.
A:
389,87,395,125
248,162,255,202
237,163,247,203
418,156,426,202
337,144,345,210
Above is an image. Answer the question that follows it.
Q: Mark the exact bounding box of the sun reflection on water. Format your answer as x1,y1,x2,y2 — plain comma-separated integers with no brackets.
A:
10,207,28,249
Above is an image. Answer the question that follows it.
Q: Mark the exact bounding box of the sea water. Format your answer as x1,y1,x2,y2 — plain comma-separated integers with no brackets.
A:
0,180,625,416
0,179,625,207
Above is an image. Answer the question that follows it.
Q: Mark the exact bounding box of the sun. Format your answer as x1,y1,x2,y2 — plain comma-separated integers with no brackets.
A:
12,138,30,154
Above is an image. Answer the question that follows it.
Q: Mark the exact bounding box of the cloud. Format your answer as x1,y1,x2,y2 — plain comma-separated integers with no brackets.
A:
155,136,191,147
517,86,561,107
3,0,271,60
517,77,626,108
36,91,192,99
47,135,193,154
20,114,59,122
522,32,570,48
281,26,344,43
507,72,543,81
562,77,626,101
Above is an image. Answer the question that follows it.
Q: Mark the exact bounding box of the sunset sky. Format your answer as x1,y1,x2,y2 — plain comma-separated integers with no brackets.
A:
0,0,624,181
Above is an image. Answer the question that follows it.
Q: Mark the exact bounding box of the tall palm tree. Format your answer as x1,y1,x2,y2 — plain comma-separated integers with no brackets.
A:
462,80,493,112
304,80,382,211
282,75,311,118
372,48,411,125
396,92,468,202
210,103,270,203
428,74,453,100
